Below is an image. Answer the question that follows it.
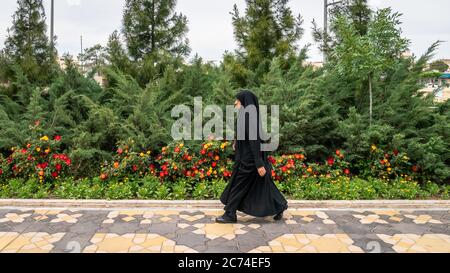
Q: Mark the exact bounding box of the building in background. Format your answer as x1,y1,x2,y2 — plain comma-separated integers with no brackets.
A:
419,58,450,102
56,55,106,87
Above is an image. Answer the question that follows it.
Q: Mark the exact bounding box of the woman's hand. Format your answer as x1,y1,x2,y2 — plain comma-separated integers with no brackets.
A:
257,166,267,177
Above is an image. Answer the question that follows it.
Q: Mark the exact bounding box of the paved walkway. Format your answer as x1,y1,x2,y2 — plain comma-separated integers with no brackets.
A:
0,207,449,253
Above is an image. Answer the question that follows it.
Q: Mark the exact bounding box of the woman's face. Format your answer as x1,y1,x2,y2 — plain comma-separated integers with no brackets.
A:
234,99,242,109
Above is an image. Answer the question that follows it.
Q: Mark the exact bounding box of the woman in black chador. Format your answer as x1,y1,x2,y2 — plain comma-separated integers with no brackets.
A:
217,90,288,224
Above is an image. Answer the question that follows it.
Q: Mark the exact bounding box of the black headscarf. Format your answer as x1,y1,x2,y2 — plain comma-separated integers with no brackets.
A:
236,90,264,141
236,90,260,111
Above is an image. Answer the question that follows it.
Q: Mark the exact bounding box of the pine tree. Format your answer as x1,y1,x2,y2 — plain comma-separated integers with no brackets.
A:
228,0,303,85
79,44,106,74
106,30,133,74
313,0,372,56
3,0,56,84
330,0,372,36
122,0,190,61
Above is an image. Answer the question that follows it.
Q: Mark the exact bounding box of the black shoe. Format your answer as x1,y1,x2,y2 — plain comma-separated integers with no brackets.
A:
216,216,237,224
274,211,284,221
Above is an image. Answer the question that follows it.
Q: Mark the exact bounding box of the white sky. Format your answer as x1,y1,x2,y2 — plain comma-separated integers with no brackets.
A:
0,0,449,62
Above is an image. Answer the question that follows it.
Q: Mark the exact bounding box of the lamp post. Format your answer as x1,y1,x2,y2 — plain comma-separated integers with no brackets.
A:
50,0,54,52
323,0,342,62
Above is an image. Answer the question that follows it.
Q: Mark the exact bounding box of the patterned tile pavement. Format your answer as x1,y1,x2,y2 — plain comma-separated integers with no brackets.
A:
0,208,448,253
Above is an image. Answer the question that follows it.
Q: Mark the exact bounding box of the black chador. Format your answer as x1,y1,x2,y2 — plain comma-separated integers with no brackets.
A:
217,90,288,223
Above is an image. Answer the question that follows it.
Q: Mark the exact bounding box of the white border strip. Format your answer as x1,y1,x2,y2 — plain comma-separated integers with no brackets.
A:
0,199,448,209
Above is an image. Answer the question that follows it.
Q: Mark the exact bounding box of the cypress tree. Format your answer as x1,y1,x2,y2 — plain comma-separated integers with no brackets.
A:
228,0,304,85
3,0,56,84
122,0,190,61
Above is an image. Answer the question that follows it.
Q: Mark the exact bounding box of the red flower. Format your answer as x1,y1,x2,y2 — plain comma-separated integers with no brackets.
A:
117,148,123,155
54,135,62,141
100,173,108,180
335,150,341,156
212,162,217,168
65,159,72,166
174,147,181,153
37,162,49,169
159,172,165,178
52,172,58,178
162,165,168,172
132,165,138,172
55,164,62,172
21,149,27,154
412,165,419,172
200,149,206,155
268,156,276,164
344,169,351,175
281,166,288,173
26,143,31,148
0,169,3,175
186,171,192,177
327,157,335,166
393,149,399,156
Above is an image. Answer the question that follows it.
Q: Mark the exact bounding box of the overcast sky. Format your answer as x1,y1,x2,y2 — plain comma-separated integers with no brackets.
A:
0,0,449,62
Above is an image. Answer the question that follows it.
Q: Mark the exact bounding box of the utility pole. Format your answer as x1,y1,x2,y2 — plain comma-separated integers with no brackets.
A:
80,35,84,73
323,0,342,62
323,0,328,63
50,0,54,53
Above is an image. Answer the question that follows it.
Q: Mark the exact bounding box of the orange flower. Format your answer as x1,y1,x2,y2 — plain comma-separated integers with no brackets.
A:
307,167,313,173
113,162,120,169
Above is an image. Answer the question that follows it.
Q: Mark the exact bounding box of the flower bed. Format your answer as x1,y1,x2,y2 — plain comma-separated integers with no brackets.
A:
0,135,446,201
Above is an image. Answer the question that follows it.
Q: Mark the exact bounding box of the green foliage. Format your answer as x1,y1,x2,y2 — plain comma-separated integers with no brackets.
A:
2,0,57,85
227,0,304,85
429,60,449,72
0,1,448,187
0,177,447,200
122,0,190,61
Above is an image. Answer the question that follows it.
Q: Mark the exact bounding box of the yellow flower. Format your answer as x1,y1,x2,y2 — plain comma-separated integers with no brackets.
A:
371,144,377,151
140,152,145,157
146,151,151,155
36,147,41,152
45,148,51,153
40,136,49,141
179,143,184,148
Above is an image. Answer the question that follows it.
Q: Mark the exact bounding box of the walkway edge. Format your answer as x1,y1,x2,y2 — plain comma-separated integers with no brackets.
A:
0,199,449,209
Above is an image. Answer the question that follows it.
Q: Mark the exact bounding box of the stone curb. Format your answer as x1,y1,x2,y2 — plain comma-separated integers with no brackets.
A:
0,199,448,209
